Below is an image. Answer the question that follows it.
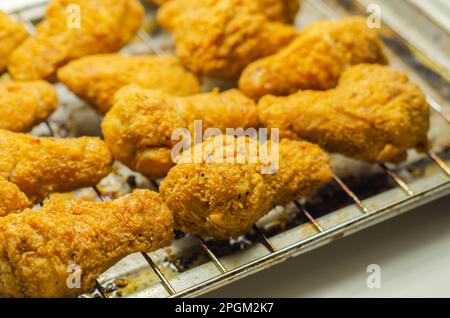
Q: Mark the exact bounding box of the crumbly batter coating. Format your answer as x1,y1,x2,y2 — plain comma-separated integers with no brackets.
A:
158,0,300,31
0,12,28,72
258,64,429,163
0,81,58,132
0,190,173,297
158,0,298,80
0,176,30,217
0,129,113,203
160,137,332,238
239,17,387,99
8,0,143,81
58,54,201,114
102,85,259,179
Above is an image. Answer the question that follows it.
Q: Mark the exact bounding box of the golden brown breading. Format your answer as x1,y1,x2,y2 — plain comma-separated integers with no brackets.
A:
239,17,388,99
0,81,58,132
258,64,430,163
0,12,28,73
0,129,113,203
102,85,259,179
158,0,300,31
159,0,297,80
0,189,173,297
58,54,201,114
0,176,30,217
160,136,332,238
7,0,143,81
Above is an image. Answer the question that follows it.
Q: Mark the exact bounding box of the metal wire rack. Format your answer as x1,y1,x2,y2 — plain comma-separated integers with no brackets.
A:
6,0,450,298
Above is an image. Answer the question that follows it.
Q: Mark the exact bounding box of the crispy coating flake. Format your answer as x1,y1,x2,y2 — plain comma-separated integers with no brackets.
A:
0,129,113,203
58,54,201,114
160,137,332,238
102,85,259,179
0,189,173,297
0,176,30,217
0,81,58,132
159,0,297,80
8,0,144,81
239,17,388,99
0,12,28,73
158,0,300,31
258,64,430,163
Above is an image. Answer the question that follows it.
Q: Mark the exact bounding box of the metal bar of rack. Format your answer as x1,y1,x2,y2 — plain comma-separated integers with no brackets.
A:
8,0,450,298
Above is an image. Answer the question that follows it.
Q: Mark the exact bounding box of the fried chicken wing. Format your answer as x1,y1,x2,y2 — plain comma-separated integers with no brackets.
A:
160,136,332,238
239,17,387,99
58,54,201,114
0,129,113,203
7,0,143,81
0,12,28,73
102,85,259,179
258,64,430,163
158,0,300,31
158,0,297,80
0,176,30,217
0,81,58,132
0,189,173,297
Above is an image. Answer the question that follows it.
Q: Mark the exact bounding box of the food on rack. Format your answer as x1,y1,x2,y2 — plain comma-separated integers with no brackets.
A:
58,54,201,114
0,12,28,72
258,64,429,163
239,17,388,99
0,189,173,298
0,176,30,217
0,81,58,132
102,85,259,179
160,136,332,238
0,129,113,203
158,0,298,80
7,0,144,81
158,0,300,31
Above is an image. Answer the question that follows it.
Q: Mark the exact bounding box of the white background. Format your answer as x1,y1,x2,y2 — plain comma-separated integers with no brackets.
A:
2,0,449,298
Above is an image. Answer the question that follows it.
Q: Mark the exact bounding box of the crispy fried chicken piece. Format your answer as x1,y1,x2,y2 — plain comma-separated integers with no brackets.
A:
0,176,30,217
0,189,173,297
239,17,388,99
158,0,300,31
160,136,332,238
258,64,430,163
7,0,143,81
0,81,58,132
0,129,113,203
0,12,28,73
158,0,297,80
58,54,201,114
102,85,259,179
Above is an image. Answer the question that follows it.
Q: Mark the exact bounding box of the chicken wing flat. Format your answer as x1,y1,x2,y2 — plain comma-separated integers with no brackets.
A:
239,17,387,99
160,136,332,238
258,64,429,163
8,0,143,81
158,0,297,80
58,54,201,114
102,85,259,179
0,129,113,203
0,81,58,132
0,12,28,73
0,189,173,297
0,176,30,217
158,0,300,31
